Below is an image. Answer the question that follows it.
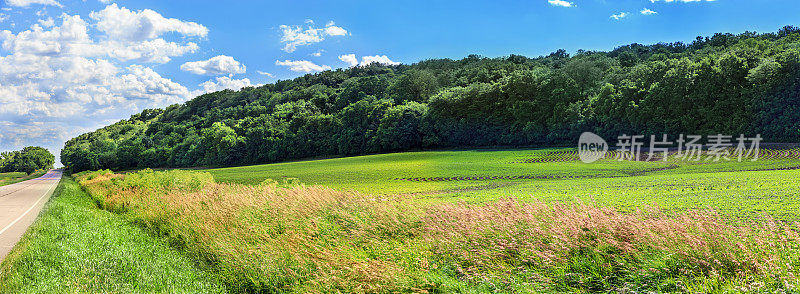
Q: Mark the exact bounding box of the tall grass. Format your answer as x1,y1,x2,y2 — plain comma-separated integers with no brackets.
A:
76,169,800,293
0,175,225,293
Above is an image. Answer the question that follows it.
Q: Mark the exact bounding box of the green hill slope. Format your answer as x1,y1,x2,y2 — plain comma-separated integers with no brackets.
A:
63,27,800,172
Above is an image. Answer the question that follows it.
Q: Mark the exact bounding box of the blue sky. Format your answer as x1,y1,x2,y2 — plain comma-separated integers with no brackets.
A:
0,0,798,166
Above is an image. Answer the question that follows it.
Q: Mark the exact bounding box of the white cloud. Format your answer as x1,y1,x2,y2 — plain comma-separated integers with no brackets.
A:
361,55,399,66
275,60,332,72
338,54,358,67
1,13,200,64
339,54,400,67
180,55,246,76
0,7,212,165
311,50,323,57
0,14,8,23
641,8,658,15
279,20,348,53
610,12,629,20
257,71,274,77
195,76,255,95
105,39,199,63
90,4,208,42
324,24,347,36
548,0,574,7
6,0,62,8
37,17,54,27
1,14,94,57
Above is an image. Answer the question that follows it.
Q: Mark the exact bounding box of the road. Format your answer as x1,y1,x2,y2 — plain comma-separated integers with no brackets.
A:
0,169,62,262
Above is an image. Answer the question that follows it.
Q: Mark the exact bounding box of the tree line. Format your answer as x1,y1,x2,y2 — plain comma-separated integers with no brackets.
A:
1,147,55,174
62,26,800,172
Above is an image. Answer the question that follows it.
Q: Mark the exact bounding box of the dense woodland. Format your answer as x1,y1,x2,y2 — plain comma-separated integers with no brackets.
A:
62,27,800,172
1,147,55,174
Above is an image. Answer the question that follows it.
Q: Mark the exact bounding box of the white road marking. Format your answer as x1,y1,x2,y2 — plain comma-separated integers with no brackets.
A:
0,174,59,237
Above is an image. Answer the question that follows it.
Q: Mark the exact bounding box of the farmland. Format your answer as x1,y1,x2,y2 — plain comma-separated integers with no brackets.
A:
3,148,800,292
0,147,789,292
208,148,800,220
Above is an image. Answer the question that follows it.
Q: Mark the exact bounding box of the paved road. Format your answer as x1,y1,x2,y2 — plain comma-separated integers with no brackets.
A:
0,169,62,262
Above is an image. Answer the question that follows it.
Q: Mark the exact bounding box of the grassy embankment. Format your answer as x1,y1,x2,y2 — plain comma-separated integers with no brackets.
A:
70,158,800,293
0,175,226,293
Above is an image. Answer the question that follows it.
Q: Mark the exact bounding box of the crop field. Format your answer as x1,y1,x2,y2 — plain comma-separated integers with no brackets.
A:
207,148,800,220
67,163,800,293
12,148,798,293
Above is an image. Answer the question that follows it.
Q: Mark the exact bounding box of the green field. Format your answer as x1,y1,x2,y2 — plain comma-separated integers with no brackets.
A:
0,172,27,184
0,176,226,293
208,148,800,220
7,148,800,293
0,172,44,187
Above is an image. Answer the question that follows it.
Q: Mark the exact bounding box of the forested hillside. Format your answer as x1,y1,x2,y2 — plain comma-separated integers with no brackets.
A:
62,27,800,172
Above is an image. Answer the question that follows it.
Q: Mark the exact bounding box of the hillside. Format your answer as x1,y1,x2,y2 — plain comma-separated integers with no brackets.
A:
62,27,800,172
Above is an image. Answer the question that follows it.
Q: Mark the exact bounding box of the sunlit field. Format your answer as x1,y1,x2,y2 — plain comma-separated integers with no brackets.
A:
18,147,794,293
208,148,800,220
0,171,46,187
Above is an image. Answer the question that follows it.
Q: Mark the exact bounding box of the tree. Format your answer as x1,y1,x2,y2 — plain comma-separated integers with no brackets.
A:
0,147,55,174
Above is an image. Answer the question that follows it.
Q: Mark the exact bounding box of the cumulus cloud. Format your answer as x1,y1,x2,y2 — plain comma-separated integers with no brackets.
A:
641,8,658,15
90,4,208,41
361,55,400,66
6,0,62,8
37,17,54,27
279,20,348,52
548,0,574,7
257,71,274,77
339,54,400,67
275,60,332,72
181,55,246,76
339,54,358,67
195,76,255,95
1,11,201,64
0,6,210,165
610,12,629,20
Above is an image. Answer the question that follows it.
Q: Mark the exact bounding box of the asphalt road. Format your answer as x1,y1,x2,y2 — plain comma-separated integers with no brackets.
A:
0,169,62,262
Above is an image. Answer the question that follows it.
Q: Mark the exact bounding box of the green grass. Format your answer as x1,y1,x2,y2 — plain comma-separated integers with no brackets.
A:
0,172,42,187
6,148,799,293
207,148,800,220
0,172,26,180
0,176,227,293
73,163,800,293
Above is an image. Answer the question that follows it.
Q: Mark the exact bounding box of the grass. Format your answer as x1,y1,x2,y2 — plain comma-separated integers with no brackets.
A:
0,171,46,187
7,148,800,292
0,175,227,293
207,149,800,220
70,166,800,293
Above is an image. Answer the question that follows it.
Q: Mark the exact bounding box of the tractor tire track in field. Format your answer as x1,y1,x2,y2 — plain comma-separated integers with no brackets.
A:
514,148,800,164
393,183,517,197
394,165,681,182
